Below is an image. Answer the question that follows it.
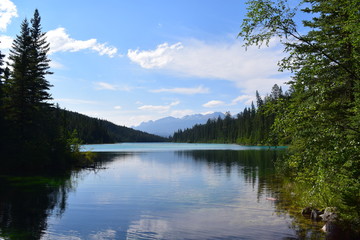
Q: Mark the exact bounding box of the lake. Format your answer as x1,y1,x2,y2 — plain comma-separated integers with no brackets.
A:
0,143,325,239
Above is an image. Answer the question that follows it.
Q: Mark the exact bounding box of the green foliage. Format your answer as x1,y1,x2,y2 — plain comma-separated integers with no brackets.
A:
240,0,360,229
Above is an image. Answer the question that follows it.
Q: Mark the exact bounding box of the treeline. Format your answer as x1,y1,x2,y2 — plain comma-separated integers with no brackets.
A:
60,109,166,144
172,84,287,145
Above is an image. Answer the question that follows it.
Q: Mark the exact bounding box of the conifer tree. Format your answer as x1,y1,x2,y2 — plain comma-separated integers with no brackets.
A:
29,9,53,108
5,18,33,137
3,10,57,170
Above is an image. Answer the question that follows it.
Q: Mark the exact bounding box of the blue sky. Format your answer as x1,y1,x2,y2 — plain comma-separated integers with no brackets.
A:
0,0,290,127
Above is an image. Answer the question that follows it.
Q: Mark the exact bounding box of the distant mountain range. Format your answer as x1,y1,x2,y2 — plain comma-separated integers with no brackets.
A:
133,112,225,137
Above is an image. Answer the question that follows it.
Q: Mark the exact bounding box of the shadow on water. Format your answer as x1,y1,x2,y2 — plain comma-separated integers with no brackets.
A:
0,173,77,240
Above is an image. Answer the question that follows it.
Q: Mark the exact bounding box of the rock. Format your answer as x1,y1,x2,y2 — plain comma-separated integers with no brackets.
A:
301,207,312,215
321,207,338,222
320,207,345,239
310,209,324,221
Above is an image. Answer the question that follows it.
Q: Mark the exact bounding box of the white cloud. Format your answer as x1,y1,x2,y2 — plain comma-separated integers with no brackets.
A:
93,81,133,91
138,101,180,113
128,42,183,69
0,35,12,49
170,109,194,118
150,85,209,95
114,106,122,110
94,81,117,90
231,95,254,105
0,0,17,32
128,40,288,94
170,101,180,106
46,27,118,57
49,60,64,69
203,100,226,108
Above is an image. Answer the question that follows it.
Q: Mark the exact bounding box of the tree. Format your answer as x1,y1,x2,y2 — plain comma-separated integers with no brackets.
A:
269,84,282,100
239,0,360,227
29,9,53,108
255,90,263,108
2,10,59,171
4,18,34,140
5,9,53,134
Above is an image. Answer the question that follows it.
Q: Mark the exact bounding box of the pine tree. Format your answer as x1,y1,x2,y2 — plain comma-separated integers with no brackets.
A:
29,9,53,108
3,10,58,170
255,90,263,108
5,18,33,137
5,9,53,133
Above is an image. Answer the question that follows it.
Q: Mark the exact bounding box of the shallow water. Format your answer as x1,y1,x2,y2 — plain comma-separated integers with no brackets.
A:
0,143,325,239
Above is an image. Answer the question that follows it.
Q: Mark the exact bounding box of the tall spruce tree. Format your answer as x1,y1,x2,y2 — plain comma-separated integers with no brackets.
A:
29,9,53,108
3,10,59,170
6,9,53,132
240,0,360,226
5,18,33,138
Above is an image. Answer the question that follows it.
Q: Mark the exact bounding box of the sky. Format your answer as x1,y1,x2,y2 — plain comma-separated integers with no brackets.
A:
0,0,291,127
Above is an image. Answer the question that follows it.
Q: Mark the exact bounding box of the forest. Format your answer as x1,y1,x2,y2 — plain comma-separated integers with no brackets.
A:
172,84,288,145
174,0,360,232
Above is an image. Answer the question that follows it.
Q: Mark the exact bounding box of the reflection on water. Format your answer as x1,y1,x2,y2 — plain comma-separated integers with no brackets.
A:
0,148,327,239
0,174,76,240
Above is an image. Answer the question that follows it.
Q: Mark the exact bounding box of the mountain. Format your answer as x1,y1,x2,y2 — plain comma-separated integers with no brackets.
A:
60,109,167,143
133,112,225,137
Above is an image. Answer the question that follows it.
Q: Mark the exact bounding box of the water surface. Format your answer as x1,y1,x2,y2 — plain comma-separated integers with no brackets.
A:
80,142,282,152
0,143,324,239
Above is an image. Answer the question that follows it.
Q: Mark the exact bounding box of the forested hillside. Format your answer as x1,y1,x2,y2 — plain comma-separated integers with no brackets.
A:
59,108,167,143
172,84,287,145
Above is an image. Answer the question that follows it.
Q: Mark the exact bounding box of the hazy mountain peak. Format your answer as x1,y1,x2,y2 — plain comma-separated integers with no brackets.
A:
133,112,225,137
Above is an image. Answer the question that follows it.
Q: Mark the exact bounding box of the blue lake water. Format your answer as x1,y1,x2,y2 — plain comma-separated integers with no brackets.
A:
0,143,324,239
80,142,282,152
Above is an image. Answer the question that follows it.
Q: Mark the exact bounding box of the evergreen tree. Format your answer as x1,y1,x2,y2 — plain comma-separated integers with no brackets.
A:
5,18,33,138
5,9,53,136
255,90,263,108
29,9,53,108
2,10,62,171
